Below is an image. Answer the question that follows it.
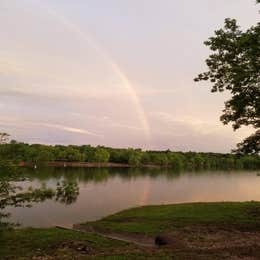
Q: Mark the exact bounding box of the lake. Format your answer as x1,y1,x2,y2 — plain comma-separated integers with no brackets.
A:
7,167,260,227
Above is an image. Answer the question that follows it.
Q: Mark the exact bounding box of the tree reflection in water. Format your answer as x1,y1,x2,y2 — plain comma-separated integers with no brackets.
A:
0,163,80,230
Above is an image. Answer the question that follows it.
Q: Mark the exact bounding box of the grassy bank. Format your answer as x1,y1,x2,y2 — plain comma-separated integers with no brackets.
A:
2,202,260,259
80,201,260,234
0,228,136,259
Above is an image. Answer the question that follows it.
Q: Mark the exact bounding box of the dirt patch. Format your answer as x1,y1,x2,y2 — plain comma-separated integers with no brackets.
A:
167,226,260,259
74,224,155,247
75,224,260,259
30,240,94,260
57,241,93,254
176,226,260,249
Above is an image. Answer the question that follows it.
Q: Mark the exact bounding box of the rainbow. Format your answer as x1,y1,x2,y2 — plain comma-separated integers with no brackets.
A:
138,179,151,205
37,2,151,142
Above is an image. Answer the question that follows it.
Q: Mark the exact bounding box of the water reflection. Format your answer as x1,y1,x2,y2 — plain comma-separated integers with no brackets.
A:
22,167,182,183
8,168,260,227
55,181,79,205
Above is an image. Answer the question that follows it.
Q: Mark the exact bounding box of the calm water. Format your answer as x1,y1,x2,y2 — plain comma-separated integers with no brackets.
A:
6,168,260,227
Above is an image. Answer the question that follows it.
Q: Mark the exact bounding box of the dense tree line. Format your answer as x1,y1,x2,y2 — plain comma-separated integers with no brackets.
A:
0,141,259,170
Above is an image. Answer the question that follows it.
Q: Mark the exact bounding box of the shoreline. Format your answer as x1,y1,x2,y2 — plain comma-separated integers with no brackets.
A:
18,161,163,168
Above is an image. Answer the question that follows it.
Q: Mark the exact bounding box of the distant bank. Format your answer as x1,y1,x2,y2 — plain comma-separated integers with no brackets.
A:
18,161,162,168
2,141,259,170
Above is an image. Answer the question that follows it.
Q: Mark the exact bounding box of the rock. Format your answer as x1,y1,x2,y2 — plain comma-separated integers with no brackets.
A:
59,241,92,254
155,235,173,246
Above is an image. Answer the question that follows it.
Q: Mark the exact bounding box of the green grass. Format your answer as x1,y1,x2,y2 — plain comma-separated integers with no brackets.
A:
2,202,260,259
0,227,130,259
81,201,260,234
0,227,205,259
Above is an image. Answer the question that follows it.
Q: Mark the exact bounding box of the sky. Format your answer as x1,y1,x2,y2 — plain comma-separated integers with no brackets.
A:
0,0,259,152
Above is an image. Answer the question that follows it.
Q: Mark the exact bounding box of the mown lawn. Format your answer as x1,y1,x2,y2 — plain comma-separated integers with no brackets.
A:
0,227,216,259
80,201,260,234
0,227,135,259
2,202,260,259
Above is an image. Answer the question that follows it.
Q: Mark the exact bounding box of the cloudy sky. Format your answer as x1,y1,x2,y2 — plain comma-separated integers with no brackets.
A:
0,0,259,152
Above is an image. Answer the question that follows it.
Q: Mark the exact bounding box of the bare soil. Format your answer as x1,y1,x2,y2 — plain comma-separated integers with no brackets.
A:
75,224,260,259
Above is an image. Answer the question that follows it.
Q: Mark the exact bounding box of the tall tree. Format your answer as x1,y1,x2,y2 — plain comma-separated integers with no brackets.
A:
195,10,260,154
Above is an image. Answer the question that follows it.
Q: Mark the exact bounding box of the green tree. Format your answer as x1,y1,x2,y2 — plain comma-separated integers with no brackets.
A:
64,147,83,162
193,154,205,169
195,15,260,154
93,148,110,163
127,149,143,166
150,152,169,166
168,153,184,171
81,145,95,162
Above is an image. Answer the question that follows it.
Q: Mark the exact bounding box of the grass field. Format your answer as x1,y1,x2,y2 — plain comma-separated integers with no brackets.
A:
2,202,260,259
80,201,260,234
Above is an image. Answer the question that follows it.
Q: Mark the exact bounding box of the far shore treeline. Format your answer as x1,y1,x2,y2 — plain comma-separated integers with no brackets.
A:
1,141,259,170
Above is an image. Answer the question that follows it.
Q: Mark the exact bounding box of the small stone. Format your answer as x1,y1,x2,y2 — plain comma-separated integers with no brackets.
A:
155,235,173,246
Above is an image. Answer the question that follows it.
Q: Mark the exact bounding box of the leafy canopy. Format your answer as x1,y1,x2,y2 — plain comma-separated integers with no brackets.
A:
195,16,260,154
